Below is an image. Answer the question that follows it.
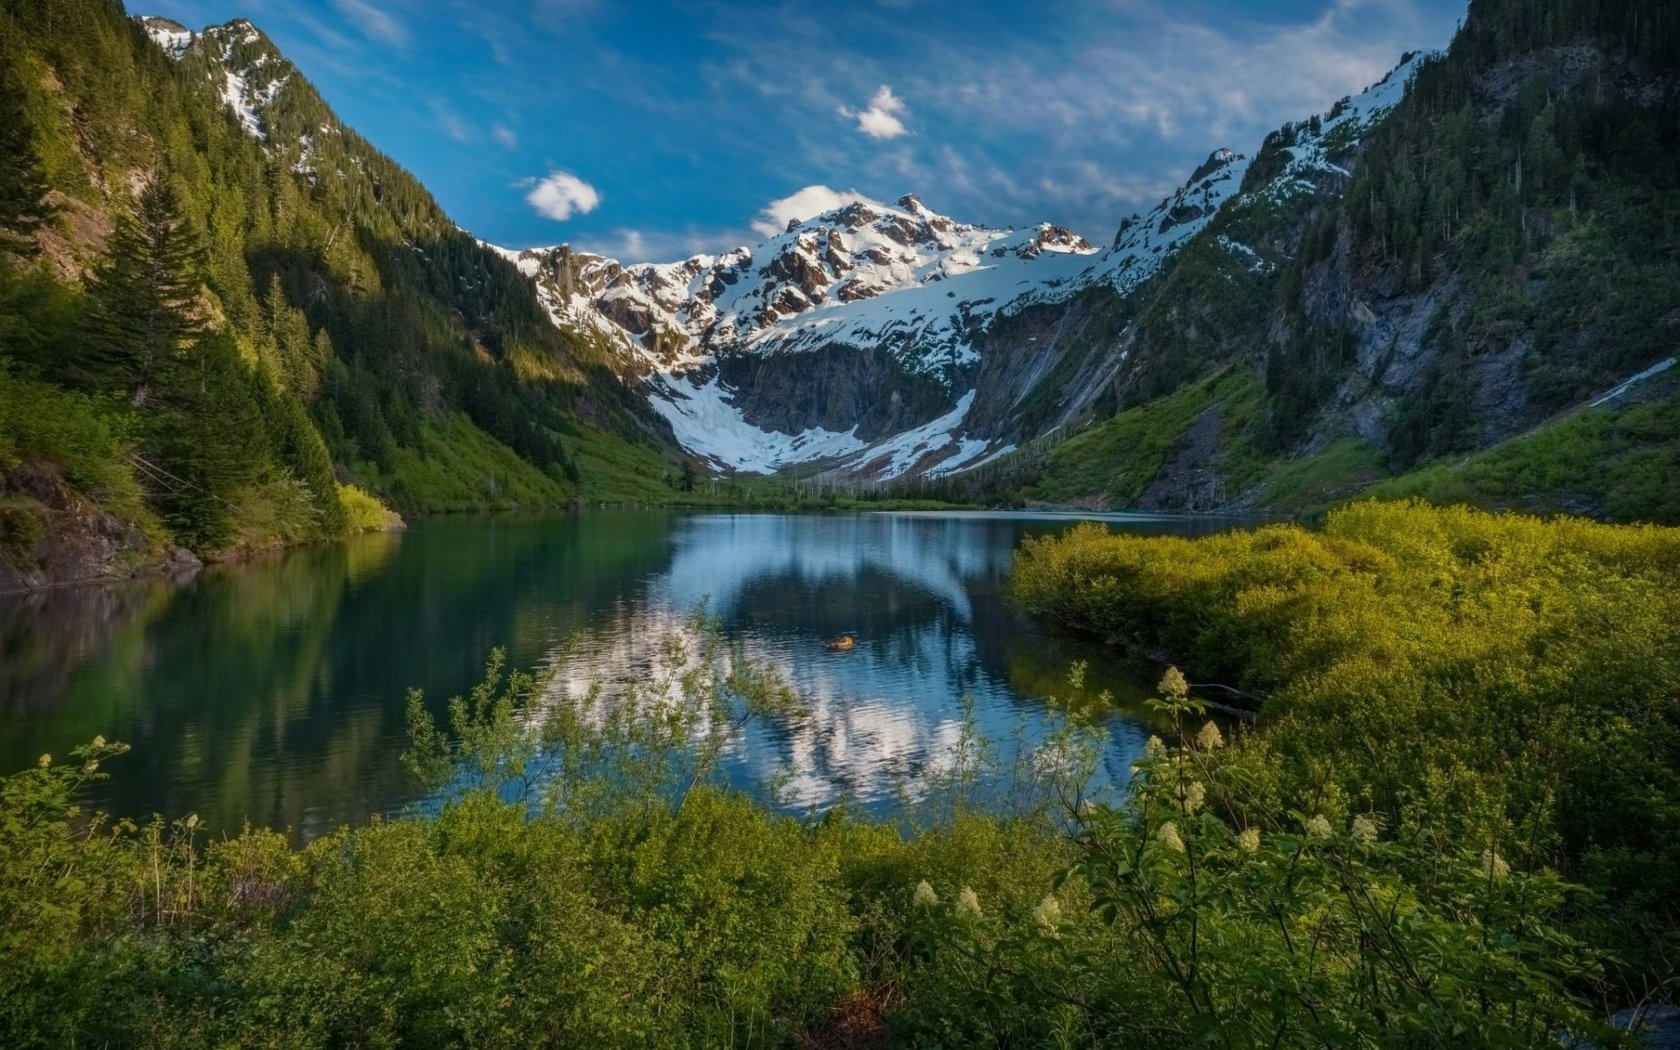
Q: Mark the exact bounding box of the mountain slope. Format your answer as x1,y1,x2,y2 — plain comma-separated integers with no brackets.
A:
943,0,1680,522
0,3,678,587
493,53,1424,480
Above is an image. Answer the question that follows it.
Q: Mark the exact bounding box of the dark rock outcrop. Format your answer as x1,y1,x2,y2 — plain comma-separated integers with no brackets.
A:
0,462,199,594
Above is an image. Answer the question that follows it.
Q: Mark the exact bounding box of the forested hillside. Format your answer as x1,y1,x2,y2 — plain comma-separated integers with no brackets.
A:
944,0,1680,522
0,0,675,589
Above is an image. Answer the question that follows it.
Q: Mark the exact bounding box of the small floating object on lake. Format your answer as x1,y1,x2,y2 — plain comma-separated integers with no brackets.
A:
826,634,856,652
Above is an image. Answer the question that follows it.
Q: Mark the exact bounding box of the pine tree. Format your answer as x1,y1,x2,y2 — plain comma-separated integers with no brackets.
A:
145,332,268,550
0,58,55,259
264,382,348,534
264,276,317,395
81,179,206,403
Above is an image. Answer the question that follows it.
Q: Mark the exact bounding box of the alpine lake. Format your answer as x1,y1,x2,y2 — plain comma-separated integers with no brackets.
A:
0,510,1242,838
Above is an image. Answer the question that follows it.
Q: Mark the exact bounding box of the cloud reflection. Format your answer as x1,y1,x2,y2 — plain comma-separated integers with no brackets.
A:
530,513,1155,811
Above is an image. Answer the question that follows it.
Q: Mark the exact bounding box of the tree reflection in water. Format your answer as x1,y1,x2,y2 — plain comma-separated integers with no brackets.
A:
0,511,1237,837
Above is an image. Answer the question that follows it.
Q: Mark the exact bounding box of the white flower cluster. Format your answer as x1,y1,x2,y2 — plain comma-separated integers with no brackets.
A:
1032,895,1062,933
1158,821,1186,852
1177,781,1206,814
1195,721,1224,750
913,880,938,908
1351,815,1378,845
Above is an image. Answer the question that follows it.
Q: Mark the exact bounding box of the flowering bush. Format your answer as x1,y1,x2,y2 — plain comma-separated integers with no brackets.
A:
895,669,1615,1046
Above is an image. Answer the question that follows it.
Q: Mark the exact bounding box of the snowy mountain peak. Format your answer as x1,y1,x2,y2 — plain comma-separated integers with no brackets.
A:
497,187,1110,387
136,16,195,59
1189,148,1241,183
136,14,291,141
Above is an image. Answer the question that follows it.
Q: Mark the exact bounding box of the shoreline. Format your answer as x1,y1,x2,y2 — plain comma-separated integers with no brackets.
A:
0,500,1261,597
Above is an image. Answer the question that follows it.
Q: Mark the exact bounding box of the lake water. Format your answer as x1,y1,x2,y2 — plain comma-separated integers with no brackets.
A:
0,510,1238,838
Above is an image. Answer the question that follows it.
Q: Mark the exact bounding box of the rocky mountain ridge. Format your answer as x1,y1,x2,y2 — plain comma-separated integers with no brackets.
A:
490,53,1424,478
139,11,1429,484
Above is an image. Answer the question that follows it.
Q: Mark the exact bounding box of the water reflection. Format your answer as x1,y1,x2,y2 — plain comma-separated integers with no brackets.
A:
0,511,1237,836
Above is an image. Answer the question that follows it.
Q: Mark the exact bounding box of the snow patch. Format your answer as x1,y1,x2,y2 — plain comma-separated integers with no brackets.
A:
142,20,196,58
649,375,867,474
844,392,976,479
1590,357,1676,408
220,70,266,138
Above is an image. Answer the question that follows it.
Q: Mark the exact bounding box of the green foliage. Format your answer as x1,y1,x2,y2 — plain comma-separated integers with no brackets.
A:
365,412,574,515
336,481,401,532
1374,388,1680,523
1260,322,1356,452
0,500,44,557
1254,435,1386,512
0,42,54,258
1011,500,1680,985
78,179,208,400
0,363,154,527
900,672,1610,1046
1021,367,1264,508
0,588,1640,1046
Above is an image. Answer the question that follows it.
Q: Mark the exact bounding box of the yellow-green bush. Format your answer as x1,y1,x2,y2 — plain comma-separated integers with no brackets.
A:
1011,500,1680,979
336,482,403,533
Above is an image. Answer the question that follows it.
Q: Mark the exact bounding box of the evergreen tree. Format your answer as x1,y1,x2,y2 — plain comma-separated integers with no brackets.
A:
0,58,54,259
144,332,268,550
264,382,348,533
81,179,206,404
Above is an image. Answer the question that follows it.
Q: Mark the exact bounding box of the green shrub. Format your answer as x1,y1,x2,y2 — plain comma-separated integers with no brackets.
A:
0,501,44,556
1011,500,1680,984
0,367,152,527
336,482,402,533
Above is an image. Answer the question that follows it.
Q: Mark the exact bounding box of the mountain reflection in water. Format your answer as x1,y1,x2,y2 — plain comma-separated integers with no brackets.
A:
0,511,1238,838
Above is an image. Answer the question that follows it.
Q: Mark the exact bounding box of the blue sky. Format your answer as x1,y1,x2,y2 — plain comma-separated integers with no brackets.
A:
142,0,1468,261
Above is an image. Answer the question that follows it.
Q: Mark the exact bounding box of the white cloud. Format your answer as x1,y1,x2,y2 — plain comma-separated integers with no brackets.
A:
525,171,601,221
331,0,408,47
839,85,910,140
750,185,882,238
491,124,518,148
578,225,753,264
702,0,1448,237
429,101,471,142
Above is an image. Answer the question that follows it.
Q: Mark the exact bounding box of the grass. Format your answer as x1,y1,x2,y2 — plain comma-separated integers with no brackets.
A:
1253,436,1386,513
360,413,575,515
1024,367,1266,507
569,425,683,505
1367,389,1680,524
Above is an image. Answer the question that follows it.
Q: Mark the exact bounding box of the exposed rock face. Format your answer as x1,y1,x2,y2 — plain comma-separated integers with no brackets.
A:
484,53,1428,480
0,462,199,594
1139,404,1226,511
715,345,961,442
1298,42,1676,466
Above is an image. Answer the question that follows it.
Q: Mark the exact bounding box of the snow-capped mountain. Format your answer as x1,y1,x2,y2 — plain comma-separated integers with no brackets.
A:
494,53,1425,479
491,169,1257,477
139,17,290,142
135,13,1426,482
494,197,1100,380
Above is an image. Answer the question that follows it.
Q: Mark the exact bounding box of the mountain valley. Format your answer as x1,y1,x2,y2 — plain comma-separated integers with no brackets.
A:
1,0,1676,590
